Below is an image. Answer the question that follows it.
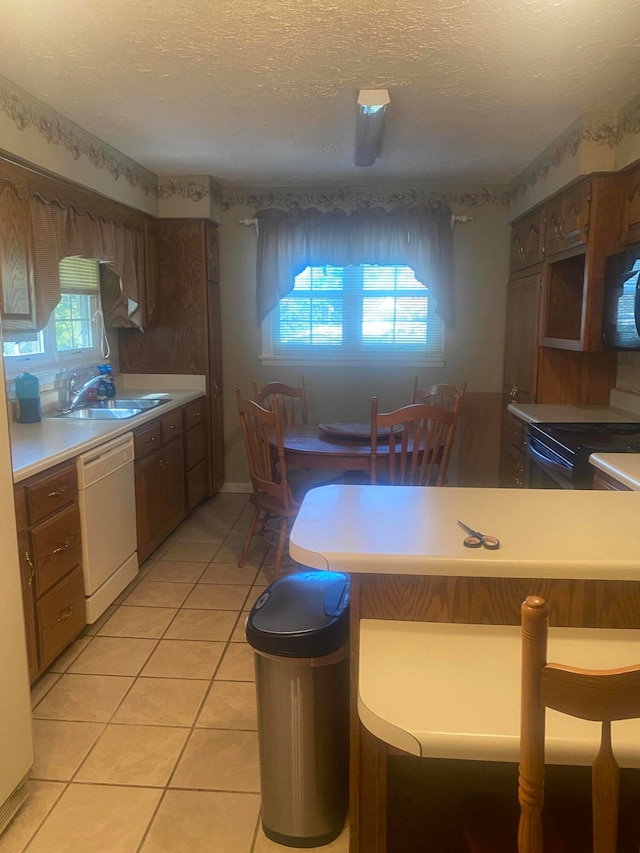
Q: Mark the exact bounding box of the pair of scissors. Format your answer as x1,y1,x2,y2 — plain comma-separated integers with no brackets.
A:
457,520,500,550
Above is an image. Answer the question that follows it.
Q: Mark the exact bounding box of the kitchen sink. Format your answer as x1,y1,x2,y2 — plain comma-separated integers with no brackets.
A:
47,398,171,420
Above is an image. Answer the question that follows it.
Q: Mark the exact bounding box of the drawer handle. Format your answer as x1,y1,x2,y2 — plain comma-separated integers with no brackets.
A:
57,606,74,622
48,488,66,498
169,424,176,430
194,443,202,448
52,541,70,555
25,551,35,586
192,412,201,418
144,436,156,443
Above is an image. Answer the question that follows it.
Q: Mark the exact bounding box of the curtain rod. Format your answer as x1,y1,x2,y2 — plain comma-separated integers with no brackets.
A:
238,214,473,226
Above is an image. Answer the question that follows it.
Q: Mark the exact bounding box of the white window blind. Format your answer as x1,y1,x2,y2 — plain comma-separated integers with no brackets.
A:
265,264,444,365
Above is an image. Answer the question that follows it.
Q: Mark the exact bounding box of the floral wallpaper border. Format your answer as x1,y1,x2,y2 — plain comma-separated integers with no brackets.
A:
222,185,510,212
0,76,157,196
510,97,640,199
157,179,211,202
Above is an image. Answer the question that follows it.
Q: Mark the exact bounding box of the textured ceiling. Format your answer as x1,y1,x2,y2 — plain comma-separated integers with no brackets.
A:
0,0,638,187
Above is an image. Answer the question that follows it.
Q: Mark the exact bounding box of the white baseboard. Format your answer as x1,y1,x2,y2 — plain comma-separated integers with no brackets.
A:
220,482,252,494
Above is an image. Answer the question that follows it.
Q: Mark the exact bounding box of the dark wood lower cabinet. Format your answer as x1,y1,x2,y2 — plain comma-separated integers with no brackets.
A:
15,460,86,684
135,435,186,563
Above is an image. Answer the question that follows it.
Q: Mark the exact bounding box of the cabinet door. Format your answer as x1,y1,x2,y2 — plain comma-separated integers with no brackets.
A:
0,168,36,330
162,437,186,534
503,272,542,402
544,182,591,257
134,437,186,563
621,165,640,245
509,208,545,272
134,451,165,563
143,216,159,327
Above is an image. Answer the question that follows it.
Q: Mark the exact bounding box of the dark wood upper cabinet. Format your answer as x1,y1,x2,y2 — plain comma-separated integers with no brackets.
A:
0,161,36,331
544,181,591,257
620,163,640,246
541,176,621,351
509,207,545,272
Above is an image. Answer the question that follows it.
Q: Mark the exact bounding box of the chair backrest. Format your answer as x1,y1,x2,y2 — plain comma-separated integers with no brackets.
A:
411,379,467,423
370,398,456,486
518,596,640,853
235,388,293,510
251,376,307,426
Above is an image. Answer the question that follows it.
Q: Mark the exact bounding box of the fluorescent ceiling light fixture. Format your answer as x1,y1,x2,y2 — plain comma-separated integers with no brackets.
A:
354,89,390,167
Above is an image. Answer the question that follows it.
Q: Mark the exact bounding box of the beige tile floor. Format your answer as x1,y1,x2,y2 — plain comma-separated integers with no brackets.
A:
1,494,349,853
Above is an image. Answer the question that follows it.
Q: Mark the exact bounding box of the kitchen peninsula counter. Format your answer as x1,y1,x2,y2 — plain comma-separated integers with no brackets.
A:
290,484,640,580
590,452,640,490
290,484,640,853
10,389,203,481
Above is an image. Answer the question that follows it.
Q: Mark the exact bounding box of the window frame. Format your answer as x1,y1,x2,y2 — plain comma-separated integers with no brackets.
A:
260,264,445,367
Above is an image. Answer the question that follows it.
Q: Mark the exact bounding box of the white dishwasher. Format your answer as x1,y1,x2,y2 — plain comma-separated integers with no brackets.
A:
77,432,139,622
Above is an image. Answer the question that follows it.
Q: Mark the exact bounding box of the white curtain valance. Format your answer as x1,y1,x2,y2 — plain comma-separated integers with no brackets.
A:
256,204,455,328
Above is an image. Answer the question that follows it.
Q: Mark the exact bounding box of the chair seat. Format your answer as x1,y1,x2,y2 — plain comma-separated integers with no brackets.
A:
462,792,640,853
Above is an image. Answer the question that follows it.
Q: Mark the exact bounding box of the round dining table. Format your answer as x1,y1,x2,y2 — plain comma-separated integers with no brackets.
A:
282,422,395,472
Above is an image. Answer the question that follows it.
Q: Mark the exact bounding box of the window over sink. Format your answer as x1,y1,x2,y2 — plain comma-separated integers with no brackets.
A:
3,257,107,379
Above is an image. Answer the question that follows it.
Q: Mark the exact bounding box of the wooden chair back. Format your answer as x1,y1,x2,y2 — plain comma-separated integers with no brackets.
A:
411,379,467,423
518,596,640,853
236,389,291,505
370,398,456,486
252,376,308,426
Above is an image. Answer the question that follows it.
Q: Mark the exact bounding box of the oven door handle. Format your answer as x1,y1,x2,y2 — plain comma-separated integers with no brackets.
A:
526,435,573,474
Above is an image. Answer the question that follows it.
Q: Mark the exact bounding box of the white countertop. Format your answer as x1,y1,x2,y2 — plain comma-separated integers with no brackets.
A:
10,389,203,482
507,402,640,426
289,484,640,580
359,619,640,765
589,453,640,490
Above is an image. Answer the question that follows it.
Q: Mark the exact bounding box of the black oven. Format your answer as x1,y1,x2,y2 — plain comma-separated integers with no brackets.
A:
526,434,574,489
525,422,640,490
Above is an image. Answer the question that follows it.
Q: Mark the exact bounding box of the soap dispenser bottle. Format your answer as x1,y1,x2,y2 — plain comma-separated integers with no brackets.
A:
15,371,41,423
97,364,116,399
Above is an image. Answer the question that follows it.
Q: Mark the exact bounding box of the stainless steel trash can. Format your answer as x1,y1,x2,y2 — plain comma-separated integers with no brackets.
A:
246,570,350,848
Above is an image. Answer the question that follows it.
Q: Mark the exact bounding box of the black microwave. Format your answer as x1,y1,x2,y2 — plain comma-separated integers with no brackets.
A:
602,243,640,349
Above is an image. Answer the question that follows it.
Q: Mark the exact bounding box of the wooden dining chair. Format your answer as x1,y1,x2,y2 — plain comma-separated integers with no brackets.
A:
462,596,640,853
235,388,299,579
411,379,467,425
251,376,308,426
370,398,457,486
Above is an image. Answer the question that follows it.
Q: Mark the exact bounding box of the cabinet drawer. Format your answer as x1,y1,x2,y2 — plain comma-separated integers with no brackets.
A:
31,503,82,596
37,565,85,670
183,399,205,430
134,421,162,460
26,463,77,525
185,422,207,470
161,408,183,444
14,486,28,533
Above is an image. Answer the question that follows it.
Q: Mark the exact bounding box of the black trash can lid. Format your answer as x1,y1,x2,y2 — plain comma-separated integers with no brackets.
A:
246,571,350,658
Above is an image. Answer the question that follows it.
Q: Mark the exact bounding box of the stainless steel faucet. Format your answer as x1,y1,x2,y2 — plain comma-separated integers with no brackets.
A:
61,373,103,413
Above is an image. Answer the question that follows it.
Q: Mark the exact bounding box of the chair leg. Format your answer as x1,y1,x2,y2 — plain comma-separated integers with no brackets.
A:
239,505,260,567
